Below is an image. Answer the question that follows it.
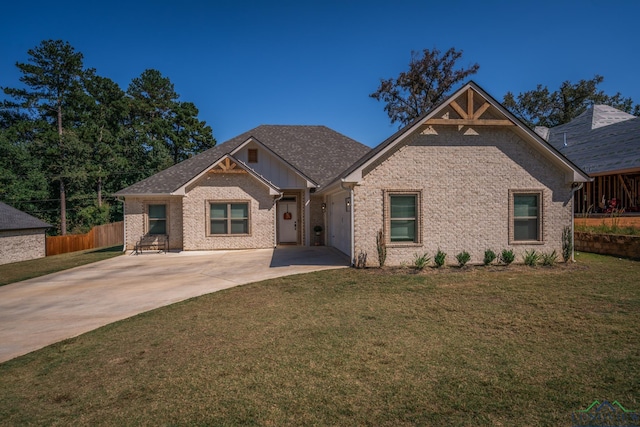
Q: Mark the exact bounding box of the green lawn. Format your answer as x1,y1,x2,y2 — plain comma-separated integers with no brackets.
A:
0,253,638,426
0,246,123,286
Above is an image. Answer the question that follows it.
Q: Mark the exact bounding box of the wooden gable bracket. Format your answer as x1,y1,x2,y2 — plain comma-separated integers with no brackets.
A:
425,88,515,127
209,157,247,174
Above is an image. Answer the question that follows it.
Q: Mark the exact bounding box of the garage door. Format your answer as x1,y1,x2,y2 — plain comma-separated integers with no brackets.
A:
329,190,351,256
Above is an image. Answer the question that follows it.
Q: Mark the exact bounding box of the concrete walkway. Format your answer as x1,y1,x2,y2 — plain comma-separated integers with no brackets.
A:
0,246,349,363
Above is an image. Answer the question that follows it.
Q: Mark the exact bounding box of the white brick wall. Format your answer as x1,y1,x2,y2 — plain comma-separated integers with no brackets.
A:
123,196,183,250
182,173,275,250
353,127,573,266
0,229,46,265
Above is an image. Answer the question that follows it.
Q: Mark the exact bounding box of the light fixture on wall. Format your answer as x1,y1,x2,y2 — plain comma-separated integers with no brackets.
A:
321,203,326,213
345,197,351,212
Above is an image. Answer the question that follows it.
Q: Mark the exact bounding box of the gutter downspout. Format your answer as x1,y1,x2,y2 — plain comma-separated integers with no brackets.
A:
116,197,127,253
273,192,284,248
571,183,584,262
341,179,354,266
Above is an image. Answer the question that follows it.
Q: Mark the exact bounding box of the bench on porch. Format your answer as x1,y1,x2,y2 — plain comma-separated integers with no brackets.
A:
134,234,169,254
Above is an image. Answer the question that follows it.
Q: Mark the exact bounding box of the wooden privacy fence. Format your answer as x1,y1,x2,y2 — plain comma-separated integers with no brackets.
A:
46,221,124,256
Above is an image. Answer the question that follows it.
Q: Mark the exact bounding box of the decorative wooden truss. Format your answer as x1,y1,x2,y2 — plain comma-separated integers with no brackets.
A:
424,88,514,127
209,157,247,174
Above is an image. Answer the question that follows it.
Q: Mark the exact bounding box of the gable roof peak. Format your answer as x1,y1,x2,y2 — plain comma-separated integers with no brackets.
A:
336,80,589,185
590,104,635,129
115,124,370,196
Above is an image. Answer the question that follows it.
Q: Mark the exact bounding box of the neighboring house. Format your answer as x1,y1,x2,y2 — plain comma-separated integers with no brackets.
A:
535,105,640,213
116,82,589,266
0,202,51,266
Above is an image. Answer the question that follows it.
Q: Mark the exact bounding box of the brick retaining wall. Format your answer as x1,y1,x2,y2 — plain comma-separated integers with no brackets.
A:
575,231,640,259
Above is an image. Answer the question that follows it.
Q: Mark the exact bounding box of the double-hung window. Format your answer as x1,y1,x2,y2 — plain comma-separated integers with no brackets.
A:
210,202,249,235
511,191,543,242
387,191,421,244
148,204,167,235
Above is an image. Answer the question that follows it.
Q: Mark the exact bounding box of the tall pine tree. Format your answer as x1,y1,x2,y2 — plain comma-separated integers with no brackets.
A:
3,40,87,234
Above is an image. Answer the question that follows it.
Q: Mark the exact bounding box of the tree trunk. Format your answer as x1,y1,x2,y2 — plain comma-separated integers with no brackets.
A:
60,179,67,235
97,176,102,207
57,101,67,235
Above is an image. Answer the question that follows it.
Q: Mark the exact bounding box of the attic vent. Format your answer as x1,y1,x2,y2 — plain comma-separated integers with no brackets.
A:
248,149,258,163
421,126,438,135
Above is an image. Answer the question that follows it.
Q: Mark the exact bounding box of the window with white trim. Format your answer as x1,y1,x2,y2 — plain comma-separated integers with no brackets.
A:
209,202,250,235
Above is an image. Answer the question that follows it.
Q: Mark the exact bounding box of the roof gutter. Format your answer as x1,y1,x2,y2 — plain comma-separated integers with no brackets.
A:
121,198,127,253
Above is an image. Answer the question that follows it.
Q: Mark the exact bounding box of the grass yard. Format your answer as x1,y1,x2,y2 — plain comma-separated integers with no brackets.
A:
0,246,123,286
0,253,638,426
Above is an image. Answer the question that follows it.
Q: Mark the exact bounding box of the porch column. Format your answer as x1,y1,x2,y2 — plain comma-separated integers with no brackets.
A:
304,188,311,246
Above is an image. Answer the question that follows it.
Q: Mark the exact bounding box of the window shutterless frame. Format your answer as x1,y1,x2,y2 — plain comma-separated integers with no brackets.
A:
147,204,167,235
384,190,422,245
208,201,250,235
509,190,543,243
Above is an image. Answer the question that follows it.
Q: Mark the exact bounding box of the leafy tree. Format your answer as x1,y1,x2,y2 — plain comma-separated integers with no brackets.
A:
370,47,480,126
171,101,215,164
2,42,216,234
503,75,640,128
2,40,87,234
79,69,129,207
127,69,180,170
127,69,215,167
0,116,49,218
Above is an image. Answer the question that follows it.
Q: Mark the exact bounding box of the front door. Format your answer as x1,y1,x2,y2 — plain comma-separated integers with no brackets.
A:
278,197,298,244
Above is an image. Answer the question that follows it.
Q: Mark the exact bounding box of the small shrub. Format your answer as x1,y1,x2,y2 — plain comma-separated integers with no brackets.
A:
413,253,431,270
434,249,447,268
500,249,515,265
562,226,573,263
456,251,471,267
541,250,558,266
376,229,386,267
523,249,540,266
483,249,496,266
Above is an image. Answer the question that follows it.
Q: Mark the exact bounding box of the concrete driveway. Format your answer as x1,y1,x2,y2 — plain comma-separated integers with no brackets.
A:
0,246,349,363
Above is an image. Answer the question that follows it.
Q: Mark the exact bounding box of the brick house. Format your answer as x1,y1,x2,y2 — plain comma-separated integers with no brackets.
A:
535,105,640,213
115,125,371,251
0,202,51,266
115,82,589,265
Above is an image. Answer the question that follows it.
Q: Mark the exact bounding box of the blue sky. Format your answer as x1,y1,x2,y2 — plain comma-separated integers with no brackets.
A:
1,0,638,147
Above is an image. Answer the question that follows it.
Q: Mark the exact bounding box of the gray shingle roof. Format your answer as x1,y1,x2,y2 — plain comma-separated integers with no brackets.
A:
547,106,640,175
115,125,370,195
0,202,51,231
